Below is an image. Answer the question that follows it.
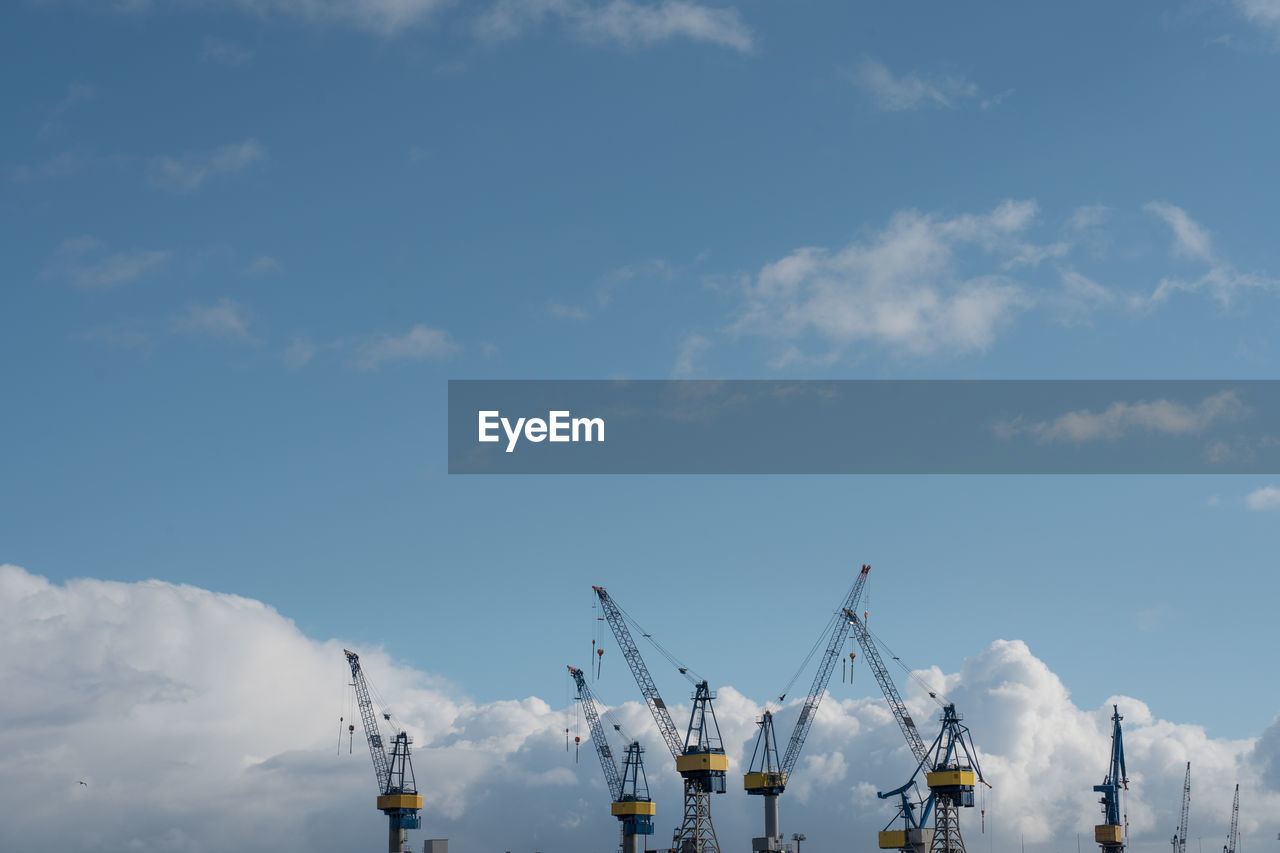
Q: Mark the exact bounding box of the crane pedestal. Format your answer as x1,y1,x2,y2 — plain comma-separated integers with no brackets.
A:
677,784,720,853
930,800,966,853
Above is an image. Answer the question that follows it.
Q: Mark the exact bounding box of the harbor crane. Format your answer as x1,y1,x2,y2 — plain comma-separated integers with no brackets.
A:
745,565,871,852
845,605,985,853
1171,762,1190,853
593,586,728,853
568,665,656,853
1093,706,1128,853
1223,784,1239,853
344,649,423,853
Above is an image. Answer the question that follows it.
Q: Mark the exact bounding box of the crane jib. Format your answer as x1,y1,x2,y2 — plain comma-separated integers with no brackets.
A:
593,586,685,763
779,565,870,778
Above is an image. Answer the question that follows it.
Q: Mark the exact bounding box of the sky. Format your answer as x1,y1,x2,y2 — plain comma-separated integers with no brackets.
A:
3,1,1280,852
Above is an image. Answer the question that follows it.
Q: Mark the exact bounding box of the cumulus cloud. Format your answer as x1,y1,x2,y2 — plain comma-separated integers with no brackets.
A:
994,390,1247,443
476,0,754,52
43,235,170,289
1245,485,1280,510
852,58,979,111
349,323,460,368
2,564,1276,853
732,201,1050,357
149,139,266,193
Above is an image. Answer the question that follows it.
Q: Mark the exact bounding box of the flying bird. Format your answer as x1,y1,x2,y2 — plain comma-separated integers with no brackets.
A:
78,780,88,786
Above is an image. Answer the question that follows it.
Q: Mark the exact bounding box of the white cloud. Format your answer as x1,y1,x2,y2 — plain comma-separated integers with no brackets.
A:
1245,485,1280,510
476,0,753,52
1068,204,1111,232
349,323,460,368
202,35,252,65
116,0,455,35
1145,202,1214,262
980,88,1015,110
671,332,710,377
2,564,1277,853
245,255,282,275
172,298,253,339
149,139,267,193
1136,203,1280,307
43,236,170,289
10,149,99,182
37,81,95,138
1233,0,1280,39
1049,268,1115,326
733,201,1047,357
852,58,979,111
548,303,590,321
284,334,316,368
994,390,1246,444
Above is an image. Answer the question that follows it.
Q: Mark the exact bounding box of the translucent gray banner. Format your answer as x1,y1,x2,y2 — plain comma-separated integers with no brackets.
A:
447,380,1280,474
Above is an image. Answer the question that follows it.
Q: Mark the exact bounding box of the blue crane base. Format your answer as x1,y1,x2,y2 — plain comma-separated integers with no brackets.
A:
384,810,421,830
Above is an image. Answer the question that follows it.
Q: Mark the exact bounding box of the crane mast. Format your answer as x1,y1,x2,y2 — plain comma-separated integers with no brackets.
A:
569,665,656,853
593,586,727,853
1093,706,1128,853
344,649,423,853
746,565,871,853
1171,762,1190,853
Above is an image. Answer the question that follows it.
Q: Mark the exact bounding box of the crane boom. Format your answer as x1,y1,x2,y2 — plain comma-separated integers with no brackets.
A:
1171,762,1190,853
845,609,929,765
780,565,870,777
1223,784,1238,853
346,648,392,793
570,665,624,801
592,586,684,761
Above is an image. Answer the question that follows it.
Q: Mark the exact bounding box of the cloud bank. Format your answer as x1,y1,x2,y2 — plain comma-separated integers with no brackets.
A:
1,564,1276,853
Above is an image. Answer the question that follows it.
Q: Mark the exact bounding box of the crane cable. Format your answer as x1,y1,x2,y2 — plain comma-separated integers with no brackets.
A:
612,599,703,685
768,605,847,714
568,669,636,752
861,622,948,709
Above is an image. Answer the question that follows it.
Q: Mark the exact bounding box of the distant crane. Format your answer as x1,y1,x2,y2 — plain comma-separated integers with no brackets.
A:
1223,784,1239,853
344,649,423,853
568,665,656,853
1093,706,1128,853
745,565,870,852
1171,762,1191,853
593,586,728,853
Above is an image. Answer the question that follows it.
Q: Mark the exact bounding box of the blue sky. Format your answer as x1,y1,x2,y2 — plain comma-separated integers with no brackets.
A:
3,2,1280,850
